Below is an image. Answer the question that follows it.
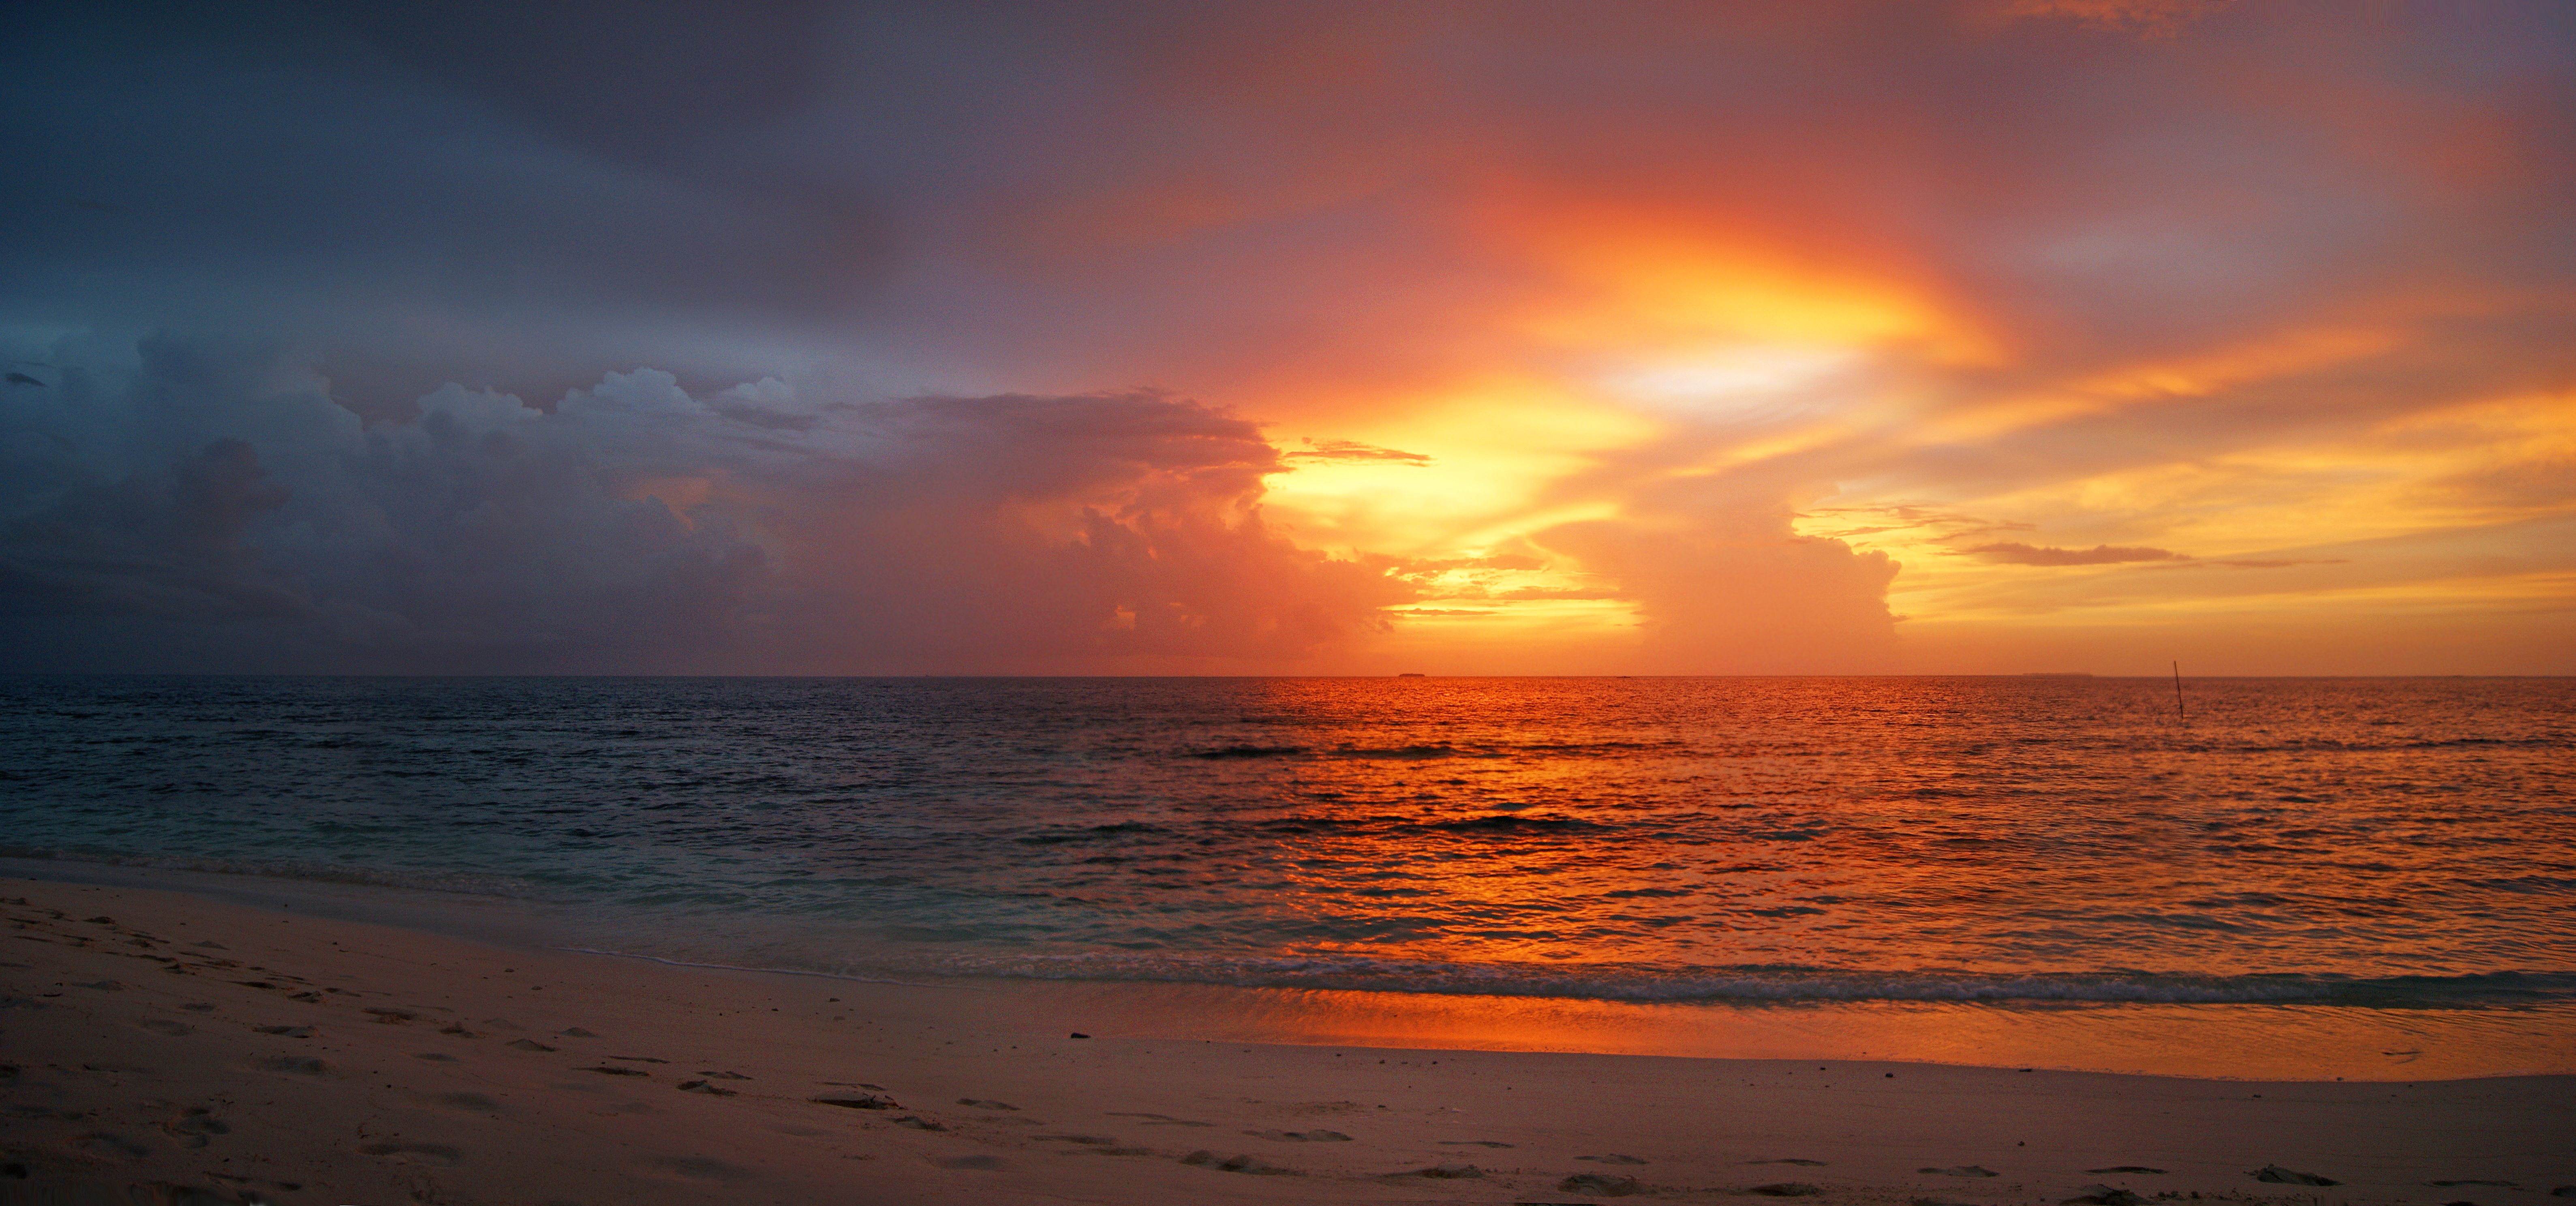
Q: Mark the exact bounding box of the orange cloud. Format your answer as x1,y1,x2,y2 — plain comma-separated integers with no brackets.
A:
1472,197,1997,368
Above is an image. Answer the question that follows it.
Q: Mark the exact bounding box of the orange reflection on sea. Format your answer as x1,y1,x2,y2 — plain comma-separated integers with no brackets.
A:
976,979,2576,1083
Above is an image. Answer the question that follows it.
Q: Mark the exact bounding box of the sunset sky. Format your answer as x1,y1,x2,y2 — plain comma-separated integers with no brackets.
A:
3,0,2570,675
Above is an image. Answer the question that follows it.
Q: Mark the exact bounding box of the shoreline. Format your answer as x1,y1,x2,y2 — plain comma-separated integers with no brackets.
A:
6,856,2569,1084
4,874,2572,1205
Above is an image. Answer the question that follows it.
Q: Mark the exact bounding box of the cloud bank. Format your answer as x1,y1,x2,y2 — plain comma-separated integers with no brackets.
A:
0,338,1410,672
3,0,2568,673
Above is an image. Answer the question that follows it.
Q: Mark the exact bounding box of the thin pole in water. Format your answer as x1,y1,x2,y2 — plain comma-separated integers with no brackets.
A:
2172,661,2185,723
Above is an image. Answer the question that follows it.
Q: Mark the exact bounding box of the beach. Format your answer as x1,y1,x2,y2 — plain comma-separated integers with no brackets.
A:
5,875,2569,1206
9,0,2574,1195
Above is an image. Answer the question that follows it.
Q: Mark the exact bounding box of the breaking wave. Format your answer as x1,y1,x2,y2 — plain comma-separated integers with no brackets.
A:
917,953,2576,1007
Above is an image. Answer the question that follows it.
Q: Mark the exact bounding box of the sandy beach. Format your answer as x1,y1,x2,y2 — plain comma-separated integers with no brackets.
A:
3,876,2569,1206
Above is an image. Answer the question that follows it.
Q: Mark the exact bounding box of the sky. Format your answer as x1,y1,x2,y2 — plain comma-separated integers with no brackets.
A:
2,0,2570,675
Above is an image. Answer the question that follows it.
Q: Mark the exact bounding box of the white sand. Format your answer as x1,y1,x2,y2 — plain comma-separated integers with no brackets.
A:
3,876,2569,1206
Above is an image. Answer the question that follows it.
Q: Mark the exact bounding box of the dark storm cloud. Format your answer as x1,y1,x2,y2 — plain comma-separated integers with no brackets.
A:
12,0,2572,391
0,437,301,622
1,0,883,405
0,337,1406,672
4,0,2569,671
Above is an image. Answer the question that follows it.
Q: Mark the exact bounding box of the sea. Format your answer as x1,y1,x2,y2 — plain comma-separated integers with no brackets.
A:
4,675,2570,1080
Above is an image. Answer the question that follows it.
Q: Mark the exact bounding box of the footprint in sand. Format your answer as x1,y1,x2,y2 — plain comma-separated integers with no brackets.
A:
936,1155,1006,1171
160,1111,230,1148
814,1093,902,1110
560,1027,599,1037
1397,1163,1484,1179
358,1142,462,1167
958,1098,1017,1110
2067,1185,2149,1205
414,1053,460,1062
2431,1182,2518,1189
254,1025,313,1038
677,1080,738,1096
437,1093,503,1113
894,1116,947,1131
1180,1151,1295,1176
697,1071,752,1080
139,1019,192,1037
582,1066,650,1078
1106,1112,1212,1127
505,1039,556,1052
1562,1171,1644,1195
1035,1135,1116,1145
257,1056,326,1076
1921,1165,2000,1177
2090,1167,2168,1174
1246,1129,1351,1142
1440,1140,1515,1148
1756,1159,1827,1166
364,1008,416,1024
1747,1182,1823,1197
72,1132,154,1159
651,1155,749,1181
1579,1154,1649,1164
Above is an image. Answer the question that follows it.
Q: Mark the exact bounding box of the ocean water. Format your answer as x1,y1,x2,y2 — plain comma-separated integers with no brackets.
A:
4,675,2571,1072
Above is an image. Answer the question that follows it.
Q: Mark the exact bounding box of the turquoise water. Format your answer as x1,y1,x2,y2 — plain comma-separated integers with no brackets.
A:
2,676,2570,1018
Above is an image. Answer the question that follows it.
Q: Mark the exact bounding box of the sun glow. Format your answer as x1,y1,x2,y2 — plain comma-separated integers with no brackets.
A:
1483,202,1998,368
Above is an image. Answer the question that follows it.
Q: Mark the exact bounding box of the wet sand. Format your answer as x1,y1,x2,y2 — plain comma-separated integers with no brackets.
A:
3,875,2570,1206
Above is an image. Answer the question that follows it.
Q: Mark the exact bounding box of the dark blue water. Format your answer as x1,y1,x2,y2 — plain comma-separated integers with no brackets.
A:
2,676,2570,1012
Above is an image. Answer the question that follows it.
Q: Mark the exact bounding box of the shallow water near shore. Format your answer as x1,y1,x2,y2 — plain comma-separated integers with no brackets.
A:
13,857,2565,1082
4,674,2570,1077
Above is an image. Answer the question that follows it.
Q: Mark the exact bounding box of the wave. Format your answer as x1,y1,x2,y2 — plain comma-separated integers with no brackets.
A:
1188,745,1308,759
0,844,560,902
915,952,2576,1007
1011,822,1168,845
1182,739,1692,761
1422,814,1604,833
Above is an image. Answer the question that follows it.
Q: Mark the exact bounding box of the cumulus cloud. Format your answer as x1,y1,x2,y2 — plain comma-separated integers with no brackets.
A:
1533,469,1902,673
0,436,299,621
0,336,1408,672
6,2,2565,672
1543,526,1896,671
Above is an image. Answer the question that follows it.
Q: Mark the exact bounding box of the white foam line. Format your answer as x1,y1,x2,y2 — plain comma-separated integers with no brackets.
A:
555,946,975,990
